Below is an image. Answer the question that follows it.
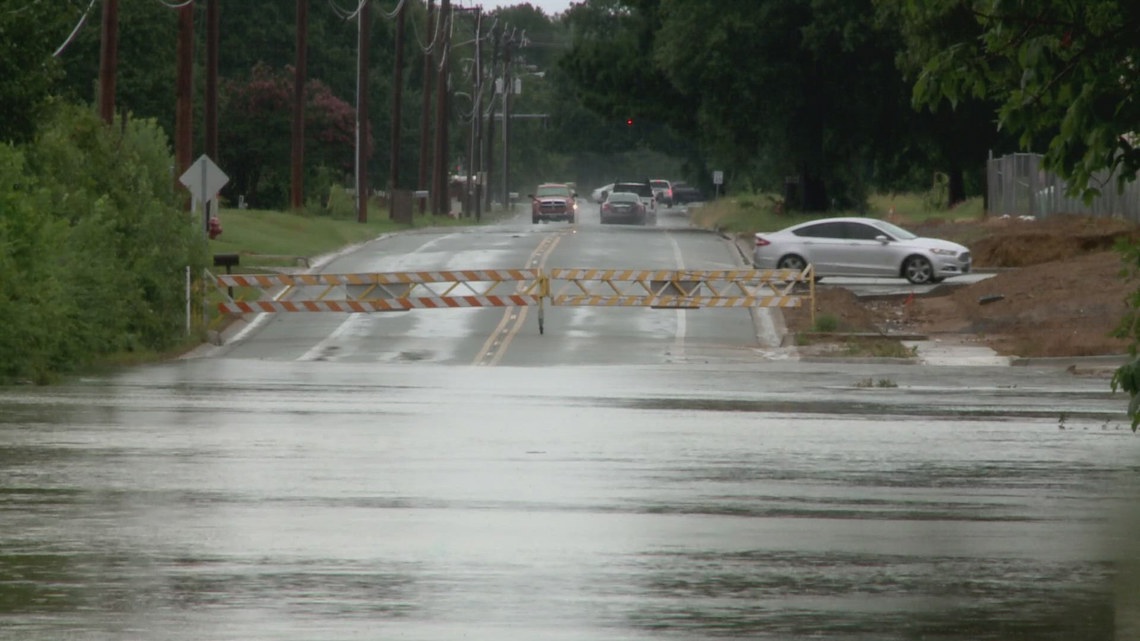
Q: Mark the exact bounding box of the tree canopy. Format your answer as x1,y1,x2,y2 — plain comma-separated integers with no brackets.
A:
905,0,1140,197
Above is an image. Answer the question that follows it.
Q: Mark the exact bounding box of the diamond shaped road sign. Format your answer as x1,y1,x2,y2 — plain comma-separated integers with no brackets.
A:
179,154,229,208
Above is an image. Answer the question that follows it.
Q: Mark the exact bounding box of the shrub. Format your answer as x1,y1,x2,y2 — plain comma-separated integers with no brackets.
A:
812,313,840,333
0,105,206,384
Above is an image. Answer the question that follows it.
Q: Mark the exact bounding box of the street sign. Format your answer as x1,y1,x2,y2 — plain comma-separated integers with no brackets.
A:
179,155,229,235
712,170,724,185
179,154,228,207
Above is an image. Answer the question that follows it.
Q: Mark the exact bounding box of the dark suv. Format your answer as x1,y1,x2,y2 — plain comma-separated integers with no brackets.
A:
611,180,657,223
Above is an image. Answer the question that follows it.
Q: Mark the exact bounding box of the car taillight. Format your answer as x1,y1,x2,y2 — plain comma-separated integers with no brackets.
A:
602,203,610,212
754,236,770,247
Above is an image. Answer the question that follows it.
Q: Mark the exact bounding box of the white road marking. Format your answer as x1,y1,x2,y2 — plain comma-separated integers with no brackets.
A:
667,232,687,361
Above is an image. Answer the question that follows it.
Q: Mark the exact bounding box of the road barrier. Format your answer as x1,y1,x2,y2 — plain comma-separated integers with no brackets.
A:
210,269,546,313
546,268,811,312
207,265,814,334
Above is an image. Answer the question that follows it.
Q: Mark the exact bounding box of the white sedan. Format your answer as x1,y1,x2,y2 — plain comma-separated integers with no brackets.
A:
590,183,614,204
752,216,972,285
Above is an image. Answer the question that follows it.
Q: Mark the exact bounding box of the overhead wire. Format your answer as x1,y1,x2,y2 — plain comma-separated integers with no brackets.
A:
52,0,97,58
153,0,195,9
6,0,41,16
327,0,365,21
410,1,445,55
377,0,408,21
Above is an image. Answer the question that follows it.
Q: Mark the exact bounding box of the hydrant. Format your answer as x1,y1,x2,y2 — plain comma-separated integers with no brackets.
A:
207,216,223,240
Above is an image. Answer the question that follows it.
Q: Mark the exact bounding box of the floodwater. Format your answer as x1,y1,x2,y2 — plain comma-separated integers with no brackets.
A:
1,358,1138,640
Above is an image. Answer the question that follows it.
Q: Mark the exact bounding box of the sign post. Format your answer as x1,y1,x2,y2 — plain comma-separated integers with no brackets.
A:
712,170,724,200
178,154,229,236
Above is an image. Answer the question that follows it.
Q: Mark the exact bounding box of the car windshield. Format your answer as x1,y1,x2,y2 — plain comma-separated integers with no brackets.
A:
872,220,918,240
536,185,570,197
608,192,639,203
614,183,651,197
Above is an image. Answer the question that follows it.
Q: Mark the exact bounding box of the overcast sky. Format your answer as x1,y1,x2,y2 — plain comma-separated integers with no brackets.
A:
453,0,576,17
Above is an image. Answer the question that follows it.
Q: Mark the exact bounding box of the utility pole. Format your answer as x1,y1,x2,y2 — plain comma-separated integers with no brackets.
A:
471,8,483,220
501,29,514,210
174,2,193,197
290,0,309,211
431,0,451,217
389,0,406,194
205,0,219,161
355,0,371,223
97,0,119,125
483,24,500,211
416,0,436,215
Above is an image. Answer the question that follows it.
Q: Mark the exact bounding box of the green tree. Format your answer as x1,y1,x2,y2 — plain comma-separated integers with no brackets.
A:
877,0,1014,205
218,64,356,209
907,0,1140,198
0,1,84,143
561,0,927,210
0,105,204,384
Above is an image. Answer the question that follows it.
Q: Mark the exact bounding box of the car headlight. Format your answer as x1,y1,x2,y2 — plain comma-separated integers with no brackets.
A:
930,248,958,256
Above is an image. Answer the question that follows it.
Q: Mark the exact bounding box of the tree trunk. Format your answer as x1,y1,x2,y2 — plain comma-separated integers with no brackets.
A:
800,171,829,212
947,167,966,207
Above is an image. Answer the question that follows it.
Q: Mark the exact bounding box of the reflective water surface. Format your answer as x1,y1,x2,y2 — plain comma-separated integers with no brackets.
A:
1,359,1137,640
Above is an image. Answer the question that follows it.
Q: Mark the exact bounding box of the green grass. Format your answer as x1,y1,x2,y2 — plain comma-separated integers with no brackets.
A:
842,338,917,359
812,313,840,333
207,206,484,262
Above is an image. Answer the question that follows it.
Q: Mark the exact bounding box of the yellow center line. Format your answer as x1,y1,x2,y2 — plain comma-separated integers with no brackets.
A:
473,230,569,366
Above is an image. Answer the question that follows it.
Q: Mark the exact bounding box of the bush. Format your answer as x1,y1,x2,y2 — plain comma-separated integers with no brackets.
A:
812,313,840,333
0,105,206,384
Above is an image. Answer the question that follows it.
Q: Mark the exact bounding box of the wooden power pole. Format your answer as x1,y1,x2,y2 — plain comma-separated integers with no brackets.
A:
174,3,193,195
205,0,219,162
290,0,309,211
389,0,406,194
416,0,436,215
431,0,451,217
97,0,119,125
482,25,500,211
356,0,371,223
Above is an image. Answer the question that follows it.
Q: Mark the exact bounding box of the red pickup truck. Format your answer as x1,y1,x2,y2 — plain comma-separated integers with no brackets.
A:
529,183,577,224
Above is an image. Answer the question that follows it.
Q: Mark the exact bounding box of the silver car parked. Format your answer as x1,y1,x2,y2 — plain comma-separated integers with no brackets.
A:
752,217,971,284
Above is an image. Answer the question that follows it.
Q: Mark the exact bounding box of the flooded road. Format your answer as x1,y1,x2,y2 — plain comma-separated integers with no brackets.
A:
2,359,1137,640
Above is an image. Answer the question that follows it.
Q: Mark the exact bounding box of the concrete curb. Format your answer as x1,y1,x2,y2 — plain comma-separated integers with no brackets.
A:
721,231,790,347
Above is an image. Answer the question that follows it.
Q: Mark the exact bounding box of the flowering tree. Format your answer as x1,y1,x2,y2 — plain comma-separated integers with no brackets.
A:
219,63,358,209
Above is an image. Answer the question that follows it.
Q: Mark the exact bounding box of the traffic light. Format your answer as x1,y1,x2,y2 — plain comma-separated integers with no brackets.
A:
625,118,634,127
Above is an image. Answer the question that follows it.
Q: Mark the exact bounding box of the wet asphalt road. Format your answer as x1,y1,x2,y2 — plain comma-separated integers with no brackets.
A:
1,203,1138,640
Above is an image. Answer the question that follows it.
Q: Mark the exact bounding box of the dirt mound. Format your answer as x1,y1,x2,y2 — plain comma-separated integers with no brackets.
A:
911,214,1139,268
781,215,1140,358
907,251,1134,357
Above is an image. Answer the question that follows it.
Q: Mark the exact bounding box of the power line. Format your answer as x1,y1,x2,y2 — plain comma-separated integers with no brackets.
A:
52,0,97,58
326,0,364,21
410,0,446,54
377,0,408,21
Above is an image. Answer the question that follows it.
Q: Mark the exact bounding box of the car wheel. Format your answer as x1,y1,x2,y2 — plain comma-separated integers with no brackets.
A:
532,217,539,224
777,255,808,272
903,256,934,284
